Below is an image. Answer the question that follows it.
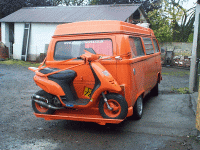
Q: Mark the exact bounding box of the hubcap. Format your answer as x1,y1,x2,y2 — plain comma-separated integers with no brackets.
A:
137,97,143,115
104,99,121,118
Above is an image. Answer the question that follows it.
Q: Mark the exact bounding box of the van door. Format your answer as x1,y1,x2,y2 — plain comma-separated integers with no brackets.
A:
142,37,157,90
152,38,161,77
129,36,146,103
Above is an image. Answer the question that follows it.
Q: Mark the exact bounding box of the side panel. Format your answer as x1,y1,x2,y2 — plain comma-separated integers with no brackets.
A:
143,55,157,91
115,35,137,107
141,37,157,92
116,35,162,107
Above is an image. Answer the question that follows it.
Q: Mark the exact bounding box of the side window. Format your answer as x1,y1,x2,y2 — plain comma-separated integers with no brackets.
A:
142,38,154,55
153,39,159,53
129,37,144,57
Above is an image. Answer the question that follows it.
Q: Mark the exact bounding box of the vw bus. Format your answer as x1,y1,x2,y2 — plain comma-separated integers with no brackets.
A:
30,20,162,125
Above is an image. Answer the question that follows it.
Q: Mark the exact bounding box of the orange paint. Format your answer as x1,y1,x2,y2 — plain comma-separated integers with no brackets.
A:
29,20,162,125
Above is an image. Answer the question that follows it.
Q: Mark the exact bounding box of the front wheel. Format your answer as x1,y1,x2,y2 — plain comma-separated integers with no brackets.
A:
99,93,128,119
32,90,55,114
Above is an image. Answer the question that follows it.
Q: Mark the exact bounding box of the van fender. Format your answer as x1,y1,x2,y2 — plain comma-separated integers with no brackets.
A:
133,90,145,106
91,87,121,102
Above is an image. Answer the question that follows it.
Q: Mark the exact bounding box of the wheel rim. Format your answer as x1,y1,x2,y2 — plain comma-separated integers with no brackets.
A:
103,99,121,118
137,97,143,116
35,102,48,113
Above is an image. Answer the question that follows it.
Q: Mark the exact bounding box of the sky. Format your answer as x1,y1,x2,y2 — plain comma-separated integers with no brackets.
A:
182,0,197,9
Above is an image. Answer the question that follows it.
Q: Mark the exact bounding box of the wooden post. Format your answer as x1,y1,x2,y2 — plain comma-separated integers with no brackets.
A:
189,4,200,92
196,76,200,131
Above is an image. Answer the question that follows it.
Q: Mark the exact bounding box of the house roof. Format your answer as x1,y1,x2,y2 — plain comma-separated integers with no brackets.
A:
0,4,142,23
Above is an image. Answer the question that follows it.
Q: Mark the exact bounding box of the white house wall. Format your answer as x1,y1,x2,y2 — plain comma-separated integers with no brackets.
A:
12,22,60,61
28,23,60,61
1,22,9,48
13,23,24,60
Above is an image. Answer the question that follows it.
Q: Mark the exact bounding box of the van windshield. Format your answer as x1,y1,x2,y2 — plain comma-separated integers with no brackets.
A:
54,39,113,60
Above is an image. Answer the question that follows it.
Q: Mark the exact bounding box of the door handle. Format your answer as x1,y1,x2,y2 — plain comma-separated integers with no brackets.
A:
133,68,136,75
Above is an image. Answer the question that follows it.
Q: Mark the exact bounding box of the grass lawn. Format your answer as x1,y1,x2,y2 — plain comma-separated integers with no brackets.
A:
0,59,41,67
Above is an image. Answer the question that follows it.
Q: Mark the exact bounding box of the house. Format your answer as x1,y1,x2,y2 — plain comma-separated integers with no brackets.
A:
0,4,148,61
0,27,1,41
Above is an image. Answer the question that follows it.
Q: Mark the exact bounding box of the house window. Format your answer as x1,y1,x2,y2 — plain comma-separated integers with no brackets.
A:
129,37,144,57
54,39,113,60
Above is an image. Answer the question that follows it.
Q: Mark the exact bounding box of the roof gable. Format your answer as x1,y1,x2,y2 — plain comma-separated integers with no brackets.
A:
0,4,142,23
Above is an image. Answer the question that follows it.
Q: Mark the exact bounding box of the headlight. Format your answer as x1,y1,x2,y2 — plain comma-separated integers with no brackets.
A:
102,70,110,76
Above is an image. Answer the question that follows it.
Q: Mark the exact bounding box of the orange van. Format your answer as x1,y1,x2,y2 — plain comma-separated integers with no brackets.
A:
30,20,162,125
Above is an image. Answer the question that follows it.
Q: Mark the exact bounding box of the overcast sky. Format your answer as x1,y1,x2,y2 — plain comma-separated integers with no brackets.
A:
182,0,197,9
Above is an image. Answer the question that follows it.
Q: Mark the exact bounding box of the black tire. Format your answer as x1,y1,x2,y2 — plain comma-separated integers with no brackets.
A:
151,83,158,96
133,96,143,120
32,90,55,114
99,93,128,119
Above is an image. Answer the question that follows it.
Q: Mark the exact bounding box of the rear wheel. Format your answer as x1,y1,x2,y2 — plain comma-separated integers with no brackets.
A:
99,93,128,119
133,96,143,120
32,90,55,114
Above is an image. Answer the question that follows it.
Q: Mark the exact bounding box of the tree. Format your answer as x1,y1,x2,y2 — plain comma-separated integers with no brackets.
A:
52,0,86,6
164,0,195,42
90,0,162,14
147,0,195,42
0,0,53,19
148,8,172,42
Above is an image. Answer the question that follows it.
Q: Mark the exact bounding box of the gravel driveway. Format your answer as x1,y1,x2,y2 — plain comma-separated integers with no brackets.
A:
0,64,193,149
159,66,190,93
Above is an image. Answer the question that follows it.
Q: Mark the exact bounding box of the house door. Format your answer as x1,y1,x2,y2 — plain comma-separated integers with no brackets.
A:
21,23,31,61
9,23,14,58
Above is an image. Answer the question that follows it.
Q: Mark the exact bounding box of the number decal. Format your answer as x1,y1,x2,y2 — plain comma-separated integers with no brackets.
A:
84,87,92,98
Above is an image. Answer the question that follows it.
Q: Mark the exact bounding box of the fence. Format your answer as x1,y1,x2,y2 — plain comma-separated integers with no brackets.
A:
160,42,192,67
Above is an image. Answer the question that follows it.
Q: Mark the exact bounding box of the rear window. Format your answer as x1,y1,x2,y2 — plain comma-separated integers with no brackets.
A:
153,39,159,53
129,37,145,57
142,38,154,55
54,39,113,60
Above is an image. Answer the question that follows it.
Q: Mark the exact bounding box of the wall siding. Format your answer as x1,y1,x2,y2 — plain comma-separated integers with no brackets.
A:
12,22,61,61
28,23,60,61
1,23,9,48
13,23,24,59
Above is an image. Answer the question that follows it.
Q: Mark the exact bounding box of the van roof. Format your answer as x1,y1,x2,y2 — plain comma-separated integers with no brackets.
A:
53,20,155,37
